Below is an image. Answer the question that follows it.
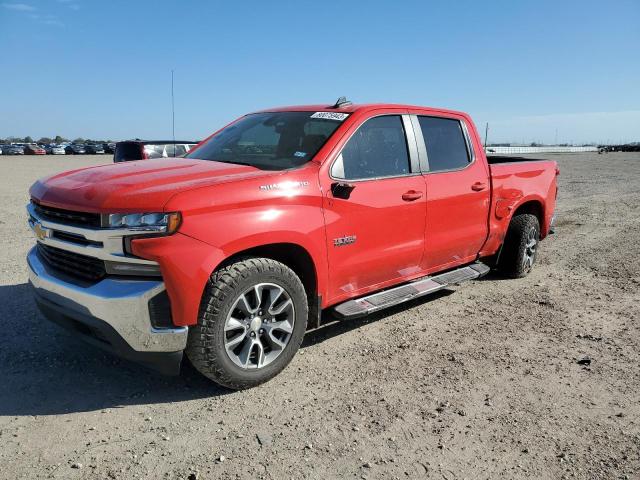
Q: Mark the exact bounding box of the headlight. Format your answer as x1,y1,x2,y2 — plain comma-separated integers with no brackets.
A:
106,211,181,234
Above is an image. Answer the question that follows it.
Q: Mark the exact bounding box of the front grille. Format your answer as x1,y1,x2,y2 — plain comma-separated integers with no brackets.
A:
32,201,102,228
37,243,106,282
52,230,102,247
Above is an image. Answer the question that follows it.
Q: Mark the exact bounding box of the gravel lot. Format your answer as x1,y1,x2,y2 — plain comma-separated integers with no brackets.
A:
1,153,639,479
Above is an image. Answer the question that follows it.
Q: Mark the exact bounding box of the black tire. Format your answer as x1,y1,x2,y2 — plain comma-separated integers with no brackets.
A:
498,213,540,279
186,258,308,390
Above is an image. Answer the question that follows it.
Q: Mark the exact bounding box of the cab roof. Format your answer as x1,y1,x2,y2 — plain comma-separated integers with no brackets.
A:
255,103,468,118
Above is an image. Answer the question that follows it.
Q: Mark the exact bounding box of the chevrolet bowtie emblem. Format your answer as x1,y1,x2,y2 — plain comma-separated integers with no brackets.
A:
33,220,49,241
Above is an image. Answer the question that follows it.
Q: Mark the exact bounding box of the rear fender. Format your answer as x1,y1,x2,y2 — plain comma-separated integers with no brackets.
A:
479,193,547,258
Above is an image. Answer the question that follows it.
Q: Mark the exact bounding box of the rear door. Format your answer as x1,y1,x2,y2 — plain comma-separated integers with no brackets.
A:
412,114,490,270
320,113,427,303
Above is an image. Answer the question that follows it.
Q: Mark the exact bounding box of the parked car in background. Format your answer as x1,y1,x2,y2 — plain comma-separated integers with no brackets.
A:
24,144,46,155
114,140,198,162
1,144,25,155
65,144,86,155
85,144,105,154
44,144,66,155
103,142,116,154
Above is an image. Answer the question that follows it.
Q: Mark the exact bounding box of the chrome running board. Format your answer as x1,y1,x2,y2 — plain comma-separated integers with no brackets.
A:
332,263,490,319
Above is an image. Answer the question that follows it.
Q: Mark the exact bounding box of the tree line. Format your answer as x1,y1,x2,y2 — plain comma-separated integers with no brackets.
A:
1,136,114,144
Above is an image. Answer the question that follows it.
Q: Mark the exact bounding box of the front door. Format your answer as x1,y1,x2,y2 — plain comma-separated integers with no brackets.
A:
321,114,427,303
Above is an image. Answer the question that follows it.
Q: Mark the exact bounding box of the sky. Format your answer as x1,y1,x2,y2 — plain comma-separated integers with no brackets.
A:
1,0,639,144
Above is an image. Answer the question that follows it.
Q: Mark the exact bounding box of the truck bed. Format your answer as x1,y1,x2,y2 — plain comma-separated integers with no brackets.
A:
483,157,558,255
486,155,547,164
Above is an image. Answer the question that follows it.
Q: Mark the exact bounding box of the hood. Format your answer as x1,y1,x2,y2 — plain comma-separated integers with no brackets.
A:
30,157,269,212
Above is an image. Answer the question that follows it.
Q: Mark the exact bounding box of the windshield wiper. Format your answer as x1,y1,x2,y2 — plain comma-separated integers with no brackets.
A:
220,160,256,167
195,158,255,167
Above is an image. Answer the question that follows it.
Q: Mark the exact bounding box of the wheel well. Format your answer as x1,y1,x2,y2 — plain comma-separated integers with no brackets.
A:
220,243,317,297
491,200,544,267
512,200,543,227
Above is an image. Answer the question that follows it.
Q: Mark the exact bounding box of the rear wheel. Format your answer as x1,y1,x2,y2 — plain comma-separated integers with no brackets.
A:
498,213,540,278
186,258,308,390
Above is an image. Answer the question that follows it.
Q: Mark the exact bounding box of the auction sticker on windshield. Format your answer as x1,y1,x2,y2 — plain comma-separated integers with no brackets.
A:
310,112,349,121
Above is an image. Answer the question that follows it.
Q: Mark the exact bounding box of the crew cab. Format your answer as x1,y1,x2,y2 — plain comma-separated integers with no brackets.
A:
27,100,558,389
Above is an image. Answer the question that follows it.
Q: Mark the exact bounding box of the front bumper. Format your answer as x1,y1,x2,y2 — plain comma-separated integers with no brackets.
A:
27,246,188,375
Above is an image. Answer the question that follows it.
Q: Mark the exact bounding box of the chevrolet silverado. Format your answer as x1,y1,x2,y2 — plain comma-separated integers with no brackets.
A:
27,99,558,389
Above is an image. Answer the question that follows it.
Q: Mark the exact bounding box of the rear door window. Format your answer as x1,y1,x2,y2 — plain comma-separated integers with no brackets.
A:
331,115,410,180
417,116,471,172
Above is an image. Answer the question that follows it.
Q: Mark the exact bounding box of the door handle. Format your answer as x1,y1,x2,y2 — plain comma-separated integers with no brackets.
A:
471,182,487,191
402,190,423,201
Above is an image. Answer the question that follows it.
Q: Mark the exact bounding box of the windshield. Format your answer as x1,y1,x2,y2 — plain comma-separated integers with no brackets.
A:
186,111,347,170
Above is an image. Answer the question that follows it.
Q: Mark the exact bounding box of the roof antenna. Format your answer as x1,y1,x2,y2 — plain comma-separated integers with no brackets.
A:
331,96,352,109
171,69,176,144
483,122,489,150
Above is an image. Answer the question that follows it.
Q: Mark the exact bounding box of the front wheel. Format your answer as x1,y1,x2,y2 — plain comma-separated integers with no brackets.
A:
186,258,308,389
498,213,540,278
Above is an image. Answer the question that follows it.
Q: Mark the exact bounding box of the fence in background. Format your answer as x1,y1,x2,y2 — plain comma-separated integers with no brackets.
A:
485,146,598,154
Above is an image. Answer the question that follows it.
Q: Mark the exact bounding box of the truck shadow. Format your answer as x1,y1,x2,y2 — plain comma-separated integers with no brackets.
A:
0,283,453,416
0,283,227,416
303,289,454,348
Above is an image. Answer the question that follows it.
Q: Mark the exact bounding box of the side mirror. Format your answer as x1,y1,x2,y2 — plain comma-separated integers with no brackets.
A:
331,182,356,200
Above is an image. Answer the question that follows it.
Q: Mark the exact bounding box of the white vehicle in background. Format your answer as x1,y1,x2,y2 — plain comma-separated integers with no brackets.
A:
113,140,199,162
45,144,66,155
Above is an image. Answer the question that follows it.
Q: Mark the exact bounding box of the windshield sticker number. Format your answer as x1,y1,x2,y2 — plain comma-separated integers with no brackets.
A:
310,112,349,121
294,151,307,158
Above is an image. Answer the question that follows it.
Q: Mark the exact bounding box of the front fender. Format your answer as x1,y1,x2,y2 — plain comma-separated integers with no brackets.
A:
131,233,225,327
132,208,328,327
181,203,329,305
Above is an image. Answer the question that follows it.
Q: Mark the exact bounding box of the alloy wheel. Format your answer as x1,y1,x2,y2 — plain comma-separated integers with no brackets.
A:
224,283,295,369
523,228,538,272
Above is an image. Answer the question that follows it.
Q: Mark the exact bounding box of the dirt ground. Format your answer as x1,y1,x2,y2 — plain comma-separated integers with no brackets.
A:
0,152,638,480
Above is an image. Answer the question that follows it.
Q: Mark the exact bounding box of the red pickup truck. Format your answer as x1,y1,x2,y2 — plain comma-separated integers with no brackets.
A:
27,100,558,389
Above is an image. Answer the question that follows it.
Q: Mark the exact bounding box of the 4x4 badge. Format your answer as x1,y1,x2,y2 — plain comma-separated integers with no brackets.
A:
333,235,356,247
